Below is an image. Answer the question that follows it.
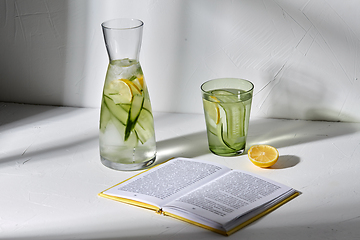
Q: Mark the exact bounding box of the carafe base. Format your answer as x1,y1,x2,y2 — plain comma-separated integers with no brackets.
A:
100,155,156,171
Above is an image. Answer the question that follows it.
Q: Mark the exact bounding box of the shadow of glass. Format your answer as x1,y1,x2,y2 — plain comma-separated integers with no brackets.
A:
306,107,359,122
246,118,359,150
152,114,359,167
155,131,209,164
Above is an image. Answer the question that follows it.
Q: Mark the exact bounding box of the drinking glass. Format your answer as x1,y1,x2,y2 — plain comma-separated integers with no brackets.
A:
201,78,254,156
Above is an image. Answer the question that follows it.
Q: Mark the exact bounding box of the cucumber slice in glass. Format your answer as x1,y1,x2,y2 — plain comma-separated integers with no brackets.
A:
215,90,246,151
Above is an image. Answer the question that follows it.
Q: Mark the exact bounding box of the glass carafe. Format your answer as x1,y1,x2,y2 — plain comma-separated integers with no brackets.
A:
99,18,156,171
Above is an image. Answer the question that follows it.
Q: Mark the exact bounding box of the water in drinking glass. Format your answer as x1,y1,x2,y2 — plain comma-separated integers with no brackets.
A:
201,78,253,156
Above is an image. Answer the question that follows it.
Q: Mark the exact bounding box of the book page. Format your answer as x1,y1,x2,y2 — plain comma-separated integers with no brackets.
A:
102,158,231,208
163,170,295,227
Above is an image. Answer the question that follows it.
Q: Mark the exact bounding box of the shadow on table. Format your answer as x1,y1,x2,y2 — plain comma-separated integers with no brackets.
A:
6,215,360,240
0,135,98,165
245,118,359,168
270,155,301,169
155,131,209,164
0,102,60,127
154,117,359,167
246,118,359,150
0,103,98,165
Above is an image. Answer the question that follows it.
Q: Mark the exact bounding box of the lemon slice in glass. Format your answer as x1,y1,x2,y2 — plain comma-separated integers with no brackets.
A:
248,145,279,168
203,96,220,125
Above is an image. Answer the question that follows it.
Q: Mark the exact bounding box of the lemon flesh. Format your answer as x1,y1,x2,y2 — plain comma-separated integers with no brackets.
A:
203,97,220,125
248,145,279,168
104,79,133,104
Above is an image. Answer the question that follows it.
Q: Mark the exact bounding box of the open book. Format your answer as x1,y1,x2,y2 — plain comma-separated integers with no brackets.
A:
99,157,299,235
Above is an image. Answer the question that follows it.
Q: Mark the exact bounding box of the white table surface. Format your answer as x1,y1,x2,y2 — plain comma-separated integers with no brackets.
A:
1,102,360,240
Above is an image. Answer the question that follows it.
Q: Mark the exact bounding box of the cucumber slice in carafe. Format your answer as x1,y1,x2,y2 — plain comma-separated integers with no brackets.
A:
135,107,155,144
125,94,144,141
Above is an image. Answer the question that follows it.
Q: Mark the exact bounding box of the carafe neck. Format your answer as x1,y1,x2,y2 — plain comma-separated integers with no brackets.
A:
102,18,143,62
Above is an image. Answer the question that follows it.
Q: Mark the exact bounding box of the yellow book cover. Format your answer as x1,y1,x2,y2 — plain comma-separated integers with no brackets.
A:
98,157,299,235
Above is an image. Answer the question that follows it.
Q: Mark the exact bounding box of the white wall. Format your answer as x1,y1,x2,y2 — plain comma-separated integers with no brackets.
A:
1,0,360,122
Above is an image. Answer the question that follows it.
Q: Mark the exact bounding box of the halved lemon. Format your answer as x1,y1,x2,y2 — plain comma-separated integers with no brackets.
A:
248,145,279,168
203,96,220,124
